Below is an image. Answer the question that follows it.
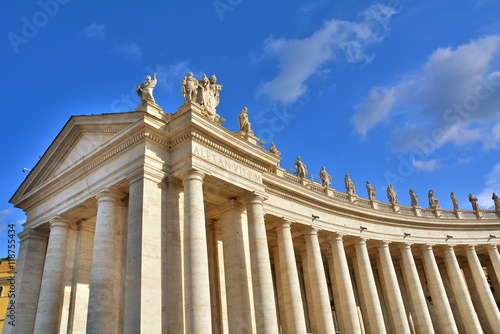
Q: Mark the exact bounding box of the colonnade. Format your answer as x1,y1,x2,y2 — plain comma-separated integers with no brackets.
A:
10,168,500,334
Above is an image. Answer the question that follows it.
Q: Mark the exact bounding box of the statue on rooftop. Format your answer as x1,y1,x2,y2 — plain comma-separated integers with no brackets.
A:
428,189,439,209
344,173,356,195
239,107,254,135
450,192,460,210
181,72,199,103
366,181,376,200
295,157,308,178
136,73,158,106
320,167,332,188
269,142,281,157
387,184,398,205
409,189,419,207
493,193,500,210
469,193,479,210
181,72,223,121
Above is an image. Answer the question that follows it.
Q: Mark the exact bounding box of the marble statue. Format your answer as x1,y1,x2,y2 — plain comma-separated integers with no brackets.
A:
320,167,332,188
409,189,419,207
344,173,356,195
366,181,376,200
469,193,479,210
295,157,308,178
239,107,254,135
181,72,223,121
181,72,199,103
450,192,460,210
387,184,398,205
428,189,439,209
136,73,158,105
493,193,500,210
269,142,281,157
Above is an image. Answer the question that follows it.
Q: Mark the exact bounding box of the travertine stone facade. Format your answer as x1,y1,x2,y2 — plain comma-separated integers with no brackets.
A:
6,102,500,334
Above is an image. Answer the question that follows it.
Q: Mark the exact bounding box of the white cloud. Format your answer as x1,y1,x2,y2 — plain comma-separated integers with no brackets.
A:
352,35,500,152
412,158,441,172
256,4,396,104
477,162,500,208
81,23,107,44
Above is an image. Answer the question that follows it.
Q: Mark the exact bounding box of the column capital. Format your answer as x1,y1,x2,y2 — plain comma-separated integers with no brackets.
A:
487,244,499,250
275,218,292,230
48,215,70,229
304,225,319,235
164,174,183,190
182,168,205,184
355,237,368,246
18,228,49,243
96,188,122,203
217,198,245,215
241,191,268,205
399,243,413,250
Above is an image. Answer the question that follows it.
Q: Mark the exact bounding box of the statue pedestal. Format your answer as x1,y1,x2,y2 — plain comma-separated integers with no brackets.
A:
391,204,400,213
235,131,260,145
413,206,422,217
136,101,164,117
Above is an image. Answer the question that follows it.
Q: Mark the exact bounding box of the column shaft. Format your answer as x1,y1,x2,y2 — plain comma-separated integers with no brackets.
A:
330,234,361,333
124,174,164,333
183,170,212,333
276,220,307,334
304,227,336,334
443,246,483,333
465,245,500,333
487,245,500,287
377,242,411,333
87,189,122,333
399,244,434,334
245,194,279,334
33,217,70,333
219,199,255,334
354,238,386,333
421,245,458,334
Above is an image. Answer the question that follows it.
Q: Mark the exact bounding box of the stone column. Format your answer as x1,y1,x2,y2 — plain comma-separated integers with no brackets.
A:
244,193,279,334
124,172,164,333
354,238,386,333
33,216,70,333
487,244,500,284
86,189,122,333
329,233,361,333
165,176,185,334
399,244,434,334
4,229,48,334
421,245,458,334
442,245,483,333
304,227,336,334
276,220,307,334
219,199,255,334
377,242,411,334
182,169,212,334
465,245,500,333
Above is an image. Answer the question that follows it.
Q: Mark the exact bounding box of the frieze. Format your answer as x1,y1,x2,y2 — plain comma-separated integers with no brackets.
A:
193,144,262,183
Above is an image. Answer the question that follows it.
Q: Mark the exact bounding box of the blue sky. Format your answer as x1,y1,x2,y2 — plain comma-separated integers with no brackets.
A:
2,0,500,257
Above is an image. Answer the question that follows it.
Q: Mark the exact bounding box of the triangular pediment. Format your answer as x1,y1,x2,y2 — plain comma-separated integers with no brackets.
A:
11,112,145,205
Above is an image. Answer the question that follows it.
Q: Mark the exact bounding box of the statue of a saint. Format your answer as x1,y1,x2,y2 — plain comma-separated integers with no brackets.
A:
409,189,419,207
198,74,222,120
239,107,253,135
428,190,439,209
344,173,356,195
450,192,460,210
269,142,281,157
136,73,157,105
366,181,376,200
181,72,199,103
387,184,398,205
493,193,500,210
295,157,308,178
320,167,332,188
469,193,479,210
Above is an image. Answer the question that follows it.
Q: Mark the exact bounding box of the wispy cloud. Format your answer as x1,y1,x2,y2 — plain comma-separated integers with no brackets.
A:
81,23,143,61
412,158,441,172
256,4,396,104
81,23,107,44
352,35,500,153
477,162,500,208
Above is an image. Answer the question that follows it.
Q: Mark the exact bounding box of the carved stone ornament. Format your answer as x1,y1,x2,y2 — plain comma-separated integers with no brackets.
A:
344,173,356,195
320,167,332,188
295,157,308,178
269,142,281,157
181,72,222,121
366,181,376,200
136,73,163,115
